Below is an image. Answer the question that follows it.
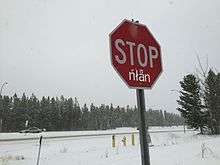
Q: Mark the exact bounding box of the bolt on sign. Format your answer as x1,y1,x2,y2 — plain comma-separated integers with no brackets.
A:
109,19,162,89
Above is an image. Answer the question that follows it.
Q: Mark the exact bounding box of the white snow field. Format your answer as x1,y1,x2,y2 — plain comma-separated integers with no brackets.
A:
0,127,220,165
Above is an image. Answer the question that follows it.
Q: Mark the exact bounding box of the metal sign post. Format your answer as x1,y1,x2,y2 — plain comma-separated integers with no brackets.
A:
136,89,150,165
36,136,43,165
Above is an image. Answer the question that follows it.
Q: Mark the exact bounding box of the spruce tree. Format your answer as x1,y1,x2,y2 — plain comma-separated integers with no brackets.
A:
59,95,68,130
109,103,114,129
2,96,11,132
81,104,89,130
0,95,3,132
40,96,51,130
177,74,206,134
27,94,40,128
50,97,60,131
66,98,74,131
204,70,220,134
73,97,82,130
88,103,95,130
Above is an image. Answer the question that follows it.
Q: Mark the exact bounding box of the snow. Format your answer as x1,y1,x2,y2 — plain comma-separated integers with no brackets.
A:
1,127,220,165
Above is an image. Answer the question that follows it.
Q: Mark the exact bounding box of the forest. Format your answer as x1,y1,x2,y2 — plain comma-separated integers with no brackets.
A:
0,93,183,132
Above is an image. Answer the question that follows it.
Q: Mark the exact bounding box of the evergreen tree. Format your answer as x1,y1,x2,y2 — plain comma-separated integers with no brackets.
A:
59,95,68,130
89,103,98,130
0,95,3,132
73,97,82,130
159,110,165,126
20,93,29,129
81,104,89,130
109,103,115,129
50,97,61,131
27,94,41,128
12,93,29,131
204,70,220,134
40,96,51,130
2,96,11,132
177,74,206,134
105,105,111,129
131,106,138,127
66,98,74,131
164,110,169,126
10,94,19,131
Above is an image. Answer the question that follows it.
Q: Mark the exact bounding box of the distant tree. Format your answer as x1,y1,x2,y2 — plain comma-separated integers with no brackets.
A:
27,94,41,128
2,96,12,132
65,98,74,131
164,110,169,126
81,104,89,130
20,93,29,129
89,103,98,130
0,95,3,132
11,94,20,131
50,97,61,131
59,95,69,130
11,93,29,131
105,105,111,129
131,106,138,127
109,103,115,129
99,104,107,130
73,97,82,130
40,96,51,130
159,110,165,126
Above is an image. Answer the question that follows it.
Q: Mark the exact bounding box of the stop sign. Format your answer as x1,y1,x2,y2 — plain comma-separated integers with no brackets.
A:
109,19,162,89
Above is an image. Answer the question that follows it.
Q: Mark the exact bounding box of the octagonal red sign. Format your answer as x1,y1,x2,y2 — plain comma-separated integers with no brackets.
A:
109,19,162,89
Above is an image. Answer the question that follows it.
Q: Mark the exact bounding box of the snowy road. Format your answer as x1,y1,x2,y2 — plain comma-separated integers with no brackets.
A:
0,127,188,142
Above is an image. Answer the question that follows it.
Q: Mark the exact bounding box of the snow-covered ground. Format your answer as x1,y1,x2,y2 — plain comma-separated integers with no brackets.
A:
0,127,220,165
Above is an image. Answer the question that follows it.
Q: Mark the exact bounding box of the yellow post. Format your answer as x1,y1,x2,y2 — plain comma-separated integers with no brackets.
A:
112,134,115,148
131,133,135,146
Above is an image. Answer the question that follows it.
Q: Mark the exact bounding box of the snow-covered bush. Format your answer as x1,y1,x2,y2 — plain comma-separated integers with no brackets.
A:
201,143,219,159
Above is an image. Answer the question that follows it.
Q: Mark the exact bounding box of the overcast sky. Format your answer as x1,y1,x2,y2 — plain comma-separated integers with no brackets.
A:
0,0,220,113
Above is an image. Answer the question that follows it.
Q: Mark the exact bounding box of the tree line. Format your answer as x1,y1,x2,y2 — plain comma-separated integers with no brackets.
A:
177,69,220,134
0,93,183,132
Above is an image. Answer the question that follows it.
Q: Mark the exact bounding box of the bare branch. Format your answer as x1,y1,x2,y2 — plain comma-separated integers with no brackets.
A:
196,52,207,78
204,54,209,74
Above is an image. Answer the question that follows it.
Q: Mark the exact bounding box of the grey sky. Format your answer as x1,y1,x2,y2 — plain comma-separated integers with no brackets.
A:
0,0,220,113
